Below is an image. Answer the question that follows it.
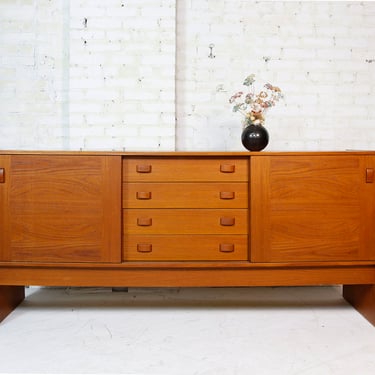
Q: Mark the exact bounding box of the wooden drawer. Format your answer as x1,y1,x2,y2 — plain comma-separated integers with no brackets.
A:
123,235,248,261
123,182,248,208
123,209,248,235
122,157,248,182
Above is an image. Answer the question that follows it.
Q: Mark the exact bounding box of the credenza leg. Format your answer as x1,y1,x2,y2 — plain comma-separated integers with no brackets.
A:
343,284,375,326
0,286,25,323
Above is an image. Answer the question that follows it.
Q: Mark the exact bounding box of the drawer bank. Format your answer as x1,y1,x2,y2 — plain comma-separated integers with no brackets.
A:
1,151,375,325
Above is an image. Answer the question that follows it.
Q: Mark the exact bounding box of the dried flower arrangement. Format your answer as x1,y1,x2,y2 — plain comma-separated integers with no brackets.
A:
229,74,283,127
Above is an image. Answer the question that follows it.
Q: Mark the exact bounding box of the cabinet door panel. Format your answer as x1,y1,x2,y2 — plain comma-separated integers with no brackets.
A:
0,155,121,263
0,156,11,261
251,155,375,262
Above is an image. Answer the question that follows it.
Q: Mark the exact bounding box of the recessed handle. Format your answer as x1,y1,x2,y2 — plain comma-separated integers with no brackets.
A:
219,243,234,253
220,164,235,173
137,243,153,253
366,168,374,183
137,217,153,226
136,164,152,173
136,191,152,200
220,191,235,200
0,168,4,183
220,217,235,226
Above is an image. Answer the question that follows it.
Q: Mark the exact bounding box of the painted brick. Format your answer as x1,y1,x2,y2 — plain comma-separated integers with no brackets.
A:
175,0,375,151
1,0,375,152
0,0,176,151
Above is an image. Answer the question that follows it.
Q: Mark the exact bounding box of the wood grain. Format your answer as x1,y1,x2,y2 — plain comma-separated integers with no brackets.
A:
123,157,249,182
123,209,248,235
1,155,121,263
2,151,375,326
0,156,11,262
251,155,375,262
0,266,374,288
0,286,24,322
343,284,375,326
123,234,248,261
123,182,248,208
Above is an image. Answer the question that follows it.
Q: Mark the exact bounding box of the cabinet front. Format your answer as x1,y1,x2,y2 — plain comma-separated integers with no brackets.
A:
122,156,249,261
251,155,375,262
0,155,121,263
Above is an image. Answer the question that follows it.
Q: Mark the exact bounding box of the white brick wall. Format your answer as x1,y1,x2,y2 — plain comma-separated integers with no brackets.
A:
0,0,66,150
69,0,176,151
176,0,375,151
1,1,375,151
0,0,176,151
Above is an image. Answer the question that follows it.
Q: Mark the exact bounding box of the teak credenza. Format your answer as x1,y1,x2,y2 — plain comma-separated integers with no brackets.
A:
1,151,375,325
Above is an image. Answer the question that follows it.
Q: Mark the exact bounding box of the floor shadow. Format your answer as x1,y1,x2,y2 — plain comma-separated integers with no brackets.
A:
21,286,348,311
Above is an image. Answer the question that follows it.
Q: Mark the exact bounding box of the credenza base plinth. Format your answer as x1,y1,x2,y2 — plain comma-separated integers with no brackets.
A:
0,286,25,323
343,284,375,326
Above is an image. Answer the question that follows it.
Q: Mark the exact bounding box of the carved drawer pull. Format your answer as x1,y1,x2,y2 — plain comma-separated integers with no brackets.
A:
366,168,374,183
136,164,152,173
137,243,153,253
137,217,153,226
219,243,235,253
0,168,4,183
220,191,235,200
220,164,235,173
136,191,152,200
220,217,235,226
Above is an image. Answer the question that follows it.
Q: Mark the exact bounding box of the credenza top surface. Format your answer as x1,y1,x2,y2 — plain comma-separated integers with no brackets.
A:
1,150,375,156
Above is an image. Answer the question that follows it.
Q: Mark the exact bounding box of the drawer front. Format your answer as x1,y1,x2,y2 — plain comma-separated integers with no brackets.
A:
123,182,248,208
123,209,248,234
123,157,248,182
123,235,248,261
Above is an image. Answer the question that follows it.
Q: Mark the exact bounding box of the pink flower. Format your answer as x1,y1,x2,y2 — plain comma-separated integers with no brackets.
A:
229,74,283,126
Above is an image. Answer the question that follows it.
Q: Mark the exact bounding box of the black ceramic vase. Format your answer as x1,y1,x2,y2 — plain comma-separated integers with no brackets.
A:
241,124,269,151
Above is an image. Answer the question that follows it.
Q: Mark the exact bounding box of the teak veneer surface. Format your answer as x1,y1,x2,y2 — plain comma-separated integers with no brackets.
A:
123,182,248,209
123,234,249,261
0,155,121,263
251,155,375,262
1,150,375,325
0,265,374,287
